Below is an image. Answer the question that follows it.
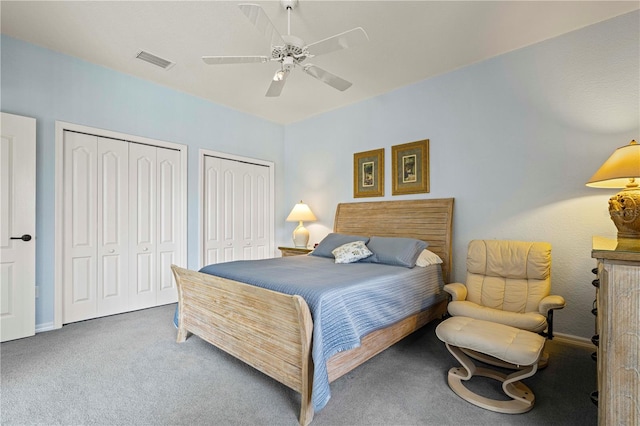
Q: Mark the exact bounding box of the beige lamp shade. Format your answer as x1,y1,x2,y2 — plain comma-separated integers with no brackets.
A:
286,201,316,248
586,140,640,239
286,202,317,222
586,140,640,188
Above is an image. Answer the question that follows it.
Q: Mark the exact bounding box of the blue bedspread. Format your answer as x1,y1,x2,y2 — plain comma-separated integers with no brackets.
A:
197,255,444,411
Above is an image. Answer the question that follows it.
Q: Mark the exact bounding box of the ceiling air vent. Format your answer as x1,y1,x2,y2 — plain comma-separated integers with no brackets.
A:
135,50,175,70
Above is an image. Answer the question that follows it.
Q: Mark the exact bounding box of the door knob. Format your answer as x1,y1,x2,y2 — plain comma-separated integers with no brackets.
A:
10,234,32,242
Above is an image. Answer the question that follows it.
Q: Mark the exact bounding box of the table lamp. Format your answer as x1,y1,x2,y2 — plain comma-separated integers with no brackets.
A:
286,201,317,247
586,139,640,239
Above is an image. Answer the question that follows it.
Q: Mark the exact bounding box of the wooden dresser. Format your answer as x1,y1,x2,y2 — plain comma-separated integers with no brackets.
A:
591,236,640,426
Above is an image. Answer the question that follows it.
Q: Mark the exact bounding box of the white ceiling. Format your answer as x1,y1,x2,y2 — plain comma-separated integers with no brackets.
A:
2,1,638,124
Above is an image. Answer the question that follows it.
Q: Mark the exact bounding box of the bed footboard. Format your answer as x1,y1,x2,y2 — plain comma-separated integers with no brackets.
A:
171,265,314,426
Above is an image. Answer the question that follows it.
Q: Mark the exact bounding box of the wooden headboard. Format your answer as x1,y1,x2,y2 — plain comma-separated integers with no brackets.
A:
333,198,454,283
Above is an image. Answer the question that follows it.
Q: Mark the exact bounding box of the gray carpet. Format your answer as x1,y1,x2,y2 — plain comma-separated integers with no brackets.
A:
1,304,597,425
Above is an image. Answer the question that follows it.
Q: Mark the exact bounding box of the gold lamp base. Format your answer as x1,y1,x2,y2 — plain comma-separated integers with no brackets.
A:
609,187,640,239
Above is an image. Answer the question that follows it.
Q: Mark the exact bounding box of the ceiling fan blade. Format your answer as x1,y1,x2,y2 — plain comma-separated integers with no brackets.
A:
202,56,269,65
238,3,285,48
305,27,369,57
302,65,352,91
265,70,289,97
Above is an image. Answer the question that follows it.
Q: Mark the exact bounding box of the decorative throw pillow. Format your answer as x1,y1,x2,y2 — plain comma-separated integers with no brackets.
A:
332,241,374,264
310,233,369,258
415,249,443,267
359,236,428,268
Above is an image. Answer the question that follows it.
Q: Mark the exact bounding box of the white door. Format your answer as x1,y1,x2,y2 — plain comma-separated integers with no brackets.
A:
155,147,181,305
203,155,271,265
129,143,181,309
0,112,36,342
129,143,157,309
63,133,130,323
97,138,129,316
62,131,182,323
63,131,98,323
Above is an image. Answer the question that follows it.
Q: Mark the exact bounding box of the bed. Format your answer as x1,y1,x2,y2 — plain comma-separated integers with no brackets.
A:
171,198,454,425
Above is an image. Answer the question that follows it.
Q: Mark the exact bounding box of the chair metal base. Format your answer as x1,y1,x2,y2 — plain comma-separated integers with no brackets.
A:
446,343,538,414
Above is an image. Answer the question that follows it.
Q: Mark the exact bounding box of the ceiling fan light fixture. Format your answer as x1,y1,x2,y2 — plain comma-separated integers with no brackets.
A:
273,69,286,81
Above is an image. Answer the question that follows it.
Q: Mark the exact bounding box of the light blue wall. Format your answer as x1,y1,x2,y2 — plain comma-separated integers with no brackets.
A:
3,10,638,339
284,11,640,339
1,35,285,328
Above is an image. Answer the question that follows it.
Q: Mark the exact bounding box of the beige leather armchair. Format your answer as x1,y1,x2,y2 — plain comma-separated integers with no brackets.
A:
444,240,566,340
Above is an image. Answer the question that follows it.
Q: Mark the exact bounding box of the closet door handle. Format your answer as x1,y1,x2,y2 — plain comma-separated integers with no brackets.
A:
10,234,32,242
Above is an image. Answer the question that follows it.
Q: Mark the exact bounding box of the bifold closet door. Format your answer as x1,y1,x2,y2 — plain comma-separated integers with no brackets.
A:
63,133,129,324
203,156,270,265
129,143,180,310
63,132,181,323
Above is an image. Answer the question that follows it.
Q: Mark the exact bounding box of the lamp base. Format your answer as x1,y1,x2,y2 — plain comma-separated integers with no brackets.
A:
292,222,309,248
609,187,640,239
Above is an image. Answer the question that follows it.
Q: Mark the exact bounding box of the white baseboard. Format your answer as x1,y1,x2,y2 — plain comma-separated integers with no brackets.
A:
553,332,595,350
35,322,57,333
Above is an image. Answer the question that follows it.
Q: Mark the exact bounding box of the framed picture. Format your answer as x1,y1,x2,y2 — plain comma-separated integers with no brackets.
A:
392,139,429,195
353,148,384,198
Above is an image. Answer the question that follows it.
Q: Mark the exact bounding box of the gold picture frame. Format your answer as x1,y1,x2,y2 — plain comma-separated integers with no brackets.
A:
353,148,384,198
392,139,429,195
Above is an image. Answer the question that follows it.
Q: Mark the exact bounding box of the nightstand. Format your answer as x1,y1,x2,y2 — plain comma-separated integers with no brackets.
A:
278,246,312,257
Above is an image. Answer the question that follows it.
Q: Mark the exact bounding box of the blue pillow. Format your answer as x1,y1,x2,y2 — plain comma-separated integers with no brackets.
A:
360,236,428,268
310,233,369,258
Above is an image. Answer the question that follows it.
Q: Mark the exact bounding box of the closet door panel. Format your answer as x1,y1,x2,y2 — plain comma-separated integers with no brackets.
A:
96,138,129,316
63,132,98,323
238,164,270,260
156,148,179,304
223,168,236,261
241,171,255,259
251,165,270,260
202,155,271,265
129,143,156,309
203,158,221,265
136,254,153,292
204,157,237,264
61,126,186,324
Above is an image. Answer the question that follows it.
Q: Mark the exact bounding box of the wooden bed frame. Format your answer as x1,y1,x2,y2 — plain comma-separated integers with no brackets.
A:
171,198,454,425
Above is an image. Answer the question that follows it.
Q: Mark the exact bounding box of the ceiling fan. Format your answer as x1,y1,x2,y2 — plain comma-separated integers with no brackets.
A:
202,0,369,97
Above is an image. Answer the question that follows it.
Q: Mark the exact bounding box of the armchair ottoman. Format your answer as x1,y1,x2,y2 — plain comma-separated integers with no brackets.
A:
436,316,545,414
